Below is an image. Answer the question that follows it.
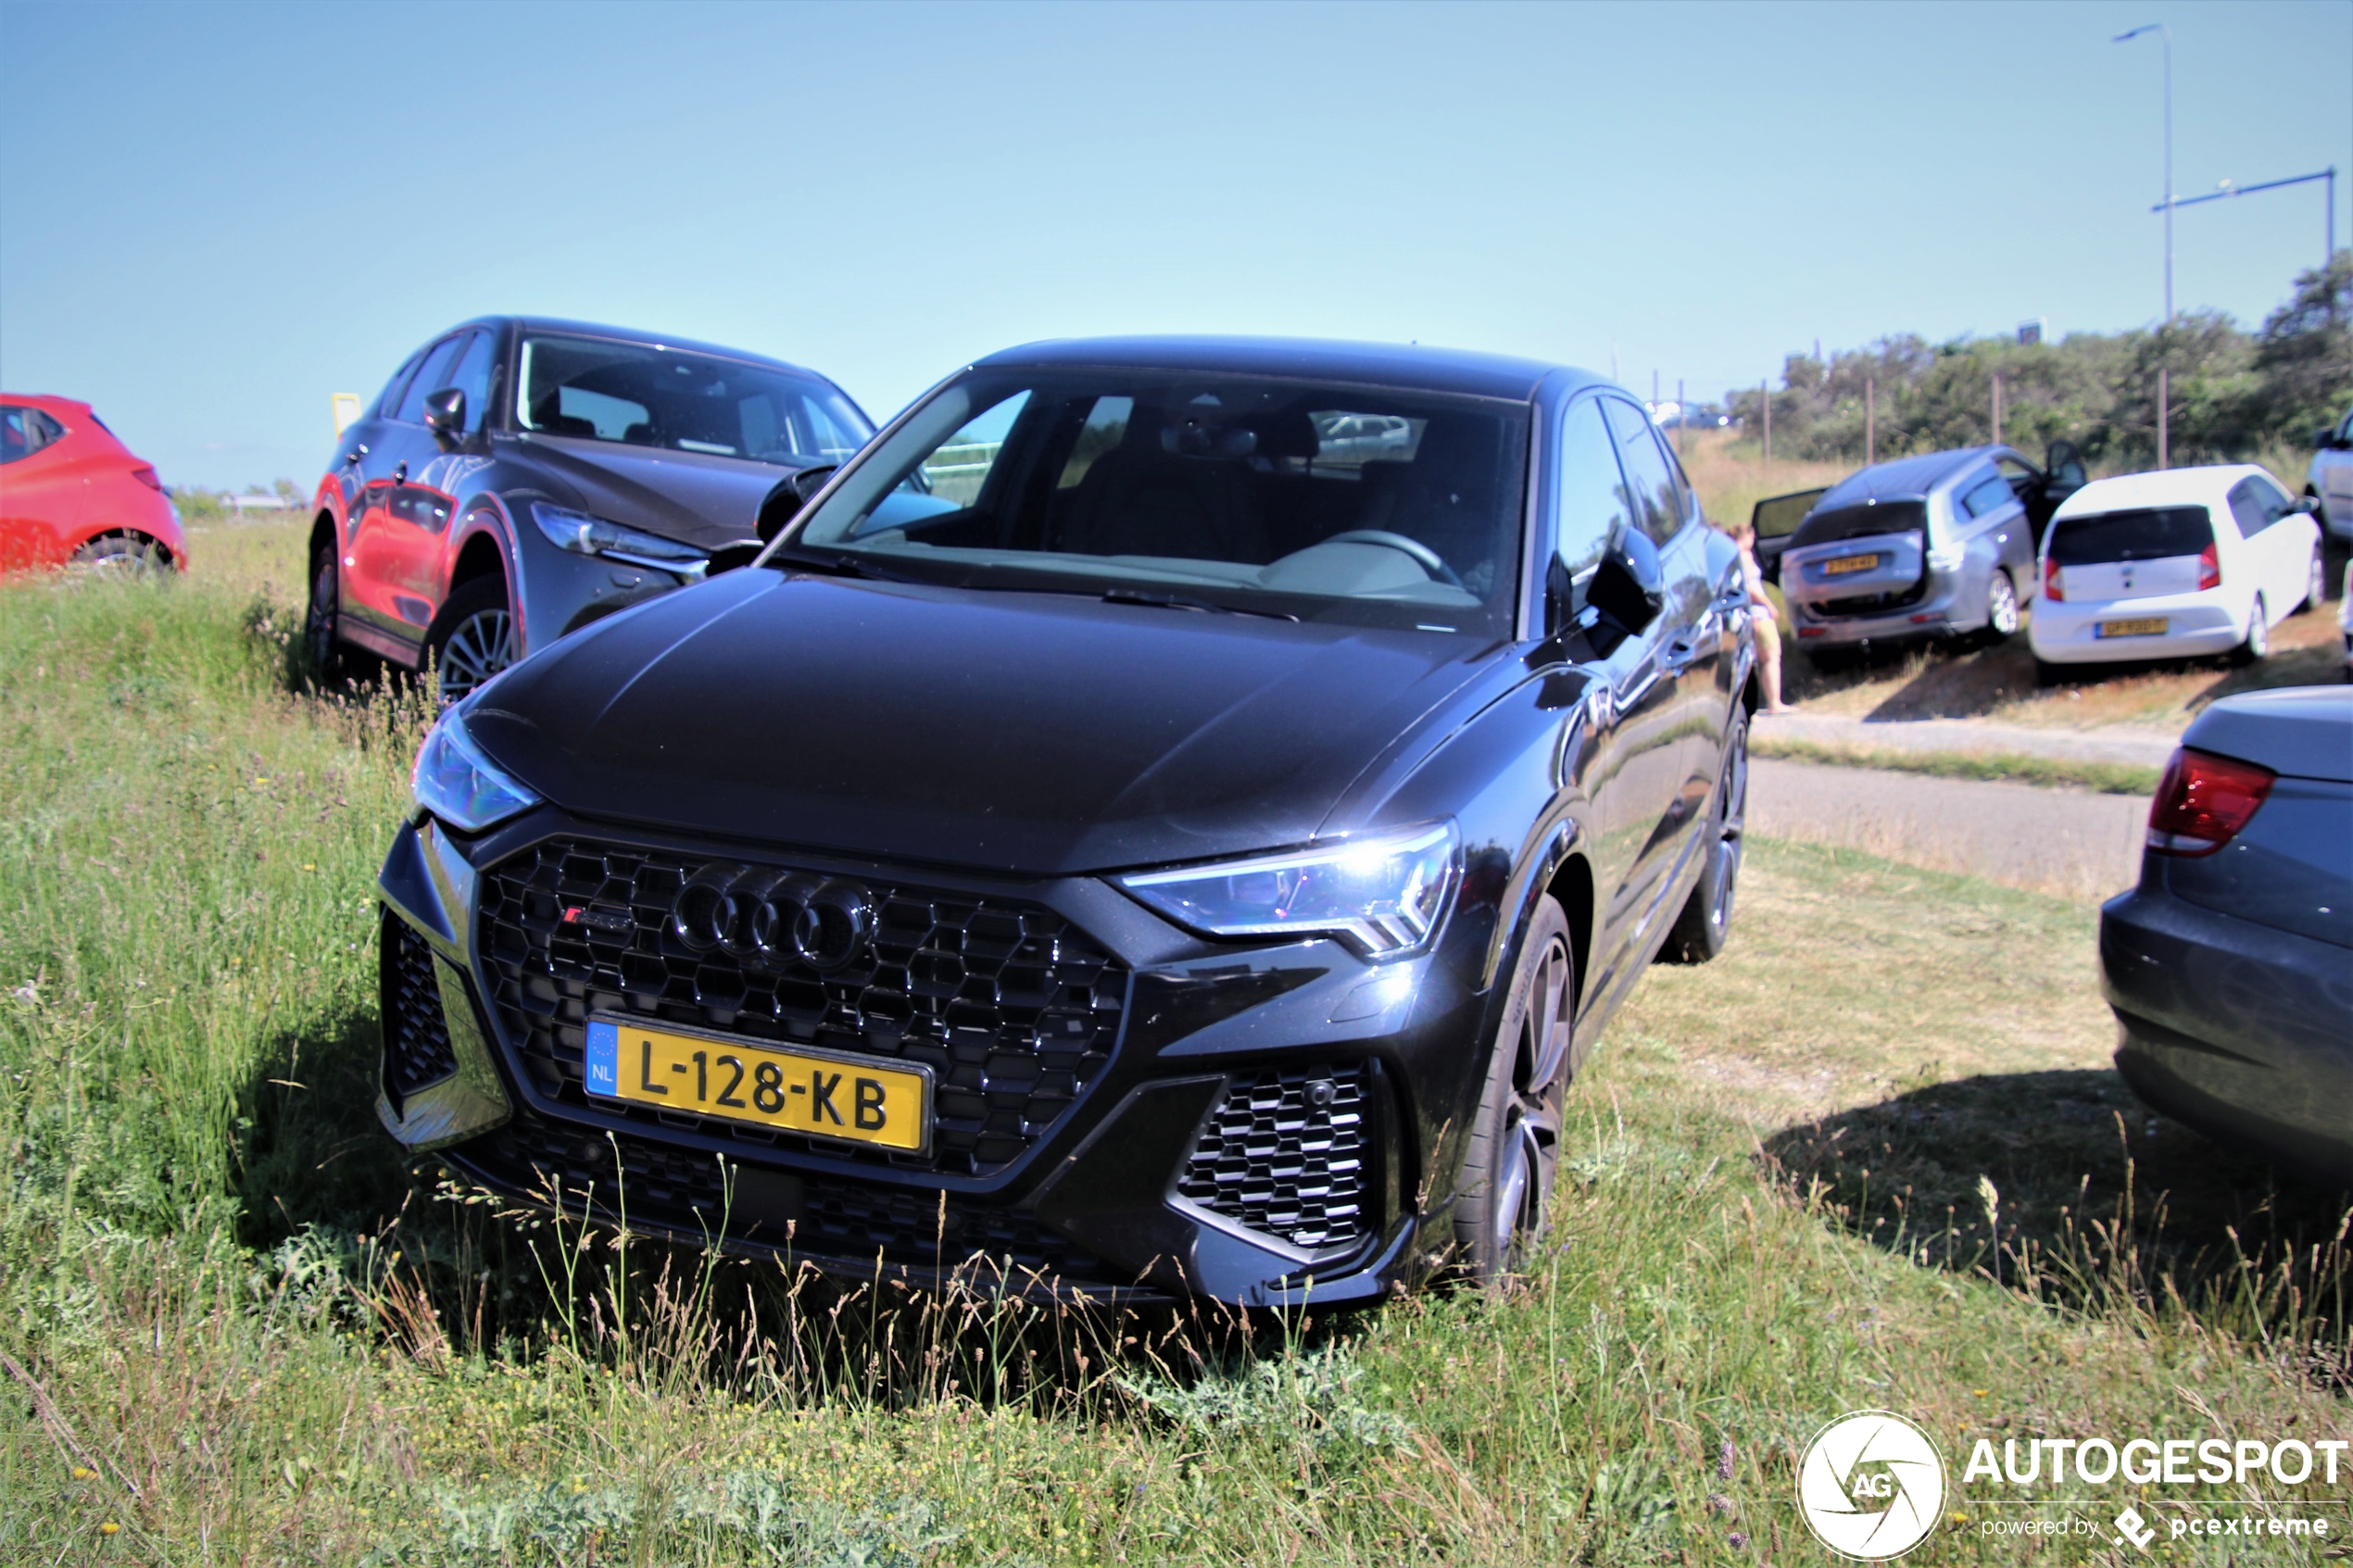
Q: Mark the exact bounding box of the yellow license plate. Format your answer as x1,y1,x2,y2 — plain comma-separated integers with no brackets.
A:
2097,617,2168,638
1823,553,1881,576
585,1017,931,1153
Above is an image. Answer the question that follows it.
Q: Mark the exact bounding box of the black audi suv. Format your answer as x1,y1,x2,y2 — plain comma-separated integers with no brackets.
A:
308,317,872,702
373,337,1758,1302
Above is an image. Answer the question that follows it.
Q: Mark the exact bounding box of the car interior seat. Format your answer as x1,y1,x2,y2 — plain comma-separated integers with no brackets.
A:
1053,403,1271,565
529,392,598,439
1354,414,1501,594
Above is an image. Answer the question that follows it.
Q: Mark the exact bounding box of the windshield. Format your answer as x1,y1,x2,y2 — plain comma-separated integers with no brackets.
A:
515,334,870,465
2047,506,2213,565
789,370,1530,636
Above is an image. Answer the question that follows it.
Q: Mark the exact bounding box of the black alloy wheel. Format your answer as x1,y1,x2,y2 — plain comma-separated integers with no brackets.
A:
1663,704,1748,964
428,576,516,705
1455,895,1576,1283
305,542,342,680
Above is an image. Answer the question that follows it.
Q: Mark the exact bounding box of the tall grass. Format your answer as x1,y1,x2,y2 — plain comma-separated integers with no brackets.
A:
1,558,2345,1562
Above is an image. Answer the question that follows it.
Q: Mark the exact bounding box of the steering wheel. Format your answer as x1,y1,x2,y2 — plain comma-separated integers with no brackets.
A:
1320,531,1465,588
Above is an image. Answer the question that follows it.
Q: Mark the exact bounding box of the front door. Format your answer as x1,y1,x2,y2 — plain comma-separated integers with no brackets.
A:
0,404,77,570
349,332,471,646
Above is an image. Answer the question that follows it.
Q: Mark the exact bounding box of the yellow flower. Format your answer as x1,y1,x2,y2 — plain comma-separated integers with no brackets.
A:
71,1466,94,1480
1970,1388,1988,1397
100,1521,121,1535
302,864,316,872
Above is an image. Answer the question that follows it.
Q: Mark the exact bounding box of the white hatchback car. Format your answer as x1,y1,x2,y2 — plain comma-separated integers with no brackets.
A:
2030,464,2324,684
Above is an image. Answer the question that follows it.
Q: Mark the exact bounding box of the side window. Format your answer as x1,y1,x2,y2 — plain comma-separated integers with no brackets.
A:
1960,472,2016,520
1601,397,1680,545
393,335,467,425
1554,399,1630,590
2226,478,2285,536
1,405,60,464
374,347,427,419
917,391,1030,508
441,331,496,433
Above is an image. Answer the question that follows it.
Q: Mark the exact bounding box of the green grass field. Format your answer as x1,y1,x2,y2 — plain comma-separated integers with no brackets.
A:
2,536,2344,1563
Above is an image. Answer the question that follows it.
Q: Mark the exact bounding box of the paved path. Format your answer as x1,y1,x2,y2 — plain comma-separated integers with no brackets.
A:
1749,759,2149,902
1757,711,2179,770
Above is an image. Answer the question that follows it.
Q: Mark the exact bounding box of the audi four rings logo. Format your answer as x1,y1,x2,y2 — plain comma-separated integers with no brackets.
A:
1796,1411,1946,1560
669,869,875,971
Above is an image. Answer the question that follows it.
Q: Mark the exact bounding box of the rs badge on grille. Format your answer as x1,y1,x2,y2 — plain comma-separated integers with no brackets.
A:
560,905,635,934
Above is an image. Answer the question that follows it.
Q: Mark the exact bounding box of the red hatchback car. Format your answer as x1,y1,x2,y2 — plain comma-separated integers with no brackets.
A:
0,395,185,572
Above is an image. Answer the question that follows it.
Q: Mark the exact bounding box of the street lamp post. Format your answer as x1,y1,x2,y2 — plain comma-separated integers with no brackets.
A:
2116,22,2172,469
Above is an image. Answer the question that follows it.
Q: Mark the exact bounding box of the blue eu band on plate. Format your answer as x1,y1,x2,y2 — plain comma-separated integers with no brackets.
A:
585,1017,932,1154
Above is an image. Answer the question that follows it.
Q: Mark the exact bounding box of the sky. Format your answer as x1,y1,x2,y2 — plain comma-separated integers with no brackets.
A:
1,0,2347,491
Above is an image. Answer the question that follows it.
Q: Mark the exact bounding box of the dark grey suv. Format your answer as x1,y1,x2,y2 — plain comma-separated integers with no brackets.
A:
307,318,873,701
1781,443,2083,666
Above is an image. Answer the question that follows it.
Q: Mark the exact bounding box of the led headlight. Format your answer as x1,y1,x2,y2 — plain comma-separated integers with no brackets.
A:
412,708,539,832
1116,821,1460,958
530,502,707,575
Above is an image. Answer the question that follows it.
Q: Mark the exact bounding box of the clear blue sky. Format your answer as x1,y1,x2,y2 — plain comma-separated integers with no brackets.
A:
2,0,2346,490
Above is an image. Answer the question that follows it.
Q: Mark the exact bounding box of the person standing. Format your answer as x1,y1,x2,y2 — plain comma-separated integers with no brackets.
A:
1733,522,1793,715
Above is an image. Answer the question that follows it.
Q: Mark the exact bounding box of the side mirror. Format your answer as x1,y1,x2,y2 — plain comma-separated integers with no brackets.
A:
422,387,465,440
2292,494,2322,516
1587,522,1666,642
2045,439,2087,493
2318,428,2341,450
755,462,838,545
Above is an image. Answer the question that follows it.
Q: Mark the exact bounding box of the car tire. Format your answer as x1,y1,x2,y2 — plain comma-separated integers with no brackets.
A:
1982,571,2021,642
2033,656,2068,688
1662,705,1748,964
2297,549,2324,614
1453,896,1575,1286
2231,595,2270,667
305,540,346,682
70,533,167,575
426,575,517,705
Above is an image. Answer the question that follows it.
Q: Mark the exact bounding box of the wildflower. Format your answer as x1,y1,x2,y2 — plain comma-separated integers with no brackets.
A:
100,1522,121,1535
71,1466,94,1480
1718,1438,1735,1481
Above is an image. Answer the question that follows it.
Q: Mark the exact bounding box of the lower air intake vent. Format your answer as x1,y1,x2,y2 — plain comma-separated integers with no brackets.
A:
1177,1063,1368,1250
381,912,459,1104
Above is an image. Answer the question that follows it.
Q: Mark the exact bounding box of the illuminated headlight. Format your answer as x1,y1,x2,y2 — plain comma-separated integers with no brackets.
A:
412,708,538,832
1115,822,1460,958
530,502,706,575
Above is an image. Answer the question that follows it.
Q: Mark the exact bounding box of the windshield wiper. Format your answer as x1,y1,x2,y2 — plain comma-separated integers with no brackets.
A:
1101,587,1299,621
764,545,925,584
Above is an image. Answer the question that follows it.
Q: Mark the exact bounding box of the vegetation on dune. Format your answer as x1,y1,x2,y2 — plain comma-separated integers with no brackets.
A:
1722,254,2352,470
0,533,2345,1562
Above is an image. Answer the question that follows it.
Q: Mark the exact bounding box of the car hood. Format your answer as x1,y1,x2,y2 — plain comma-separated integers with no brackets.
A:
512,433,812,550
465,571,1507,875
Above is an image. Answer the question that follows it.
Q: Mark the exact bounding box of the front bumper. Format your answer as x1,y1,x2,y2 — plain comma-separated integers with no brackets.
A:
377,809,1491,1303
2099,875,2353,1190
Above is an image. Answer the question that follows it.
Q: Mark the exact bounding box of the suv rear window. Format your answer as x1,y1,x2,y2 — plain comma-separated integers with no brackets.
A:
1791,500,1927,549
2047,507,2213,565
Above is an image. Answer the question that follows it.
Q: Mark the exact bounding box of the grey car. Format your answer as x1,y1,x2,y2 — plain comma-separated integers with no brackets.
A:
1782,443,2084,666
2099,685,2352,1190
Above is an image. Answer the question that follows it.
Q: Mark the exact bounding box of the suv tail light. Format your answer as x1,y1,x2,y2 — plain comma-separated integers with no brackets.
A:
129,465,162,491
2043,554,2063,602
2196,544,2221,591
2146,746,2273,857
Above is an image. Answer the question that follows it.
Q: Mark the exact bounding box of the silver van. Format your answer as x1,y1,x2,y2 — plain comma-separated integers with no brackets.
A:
1782,443,2083,668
